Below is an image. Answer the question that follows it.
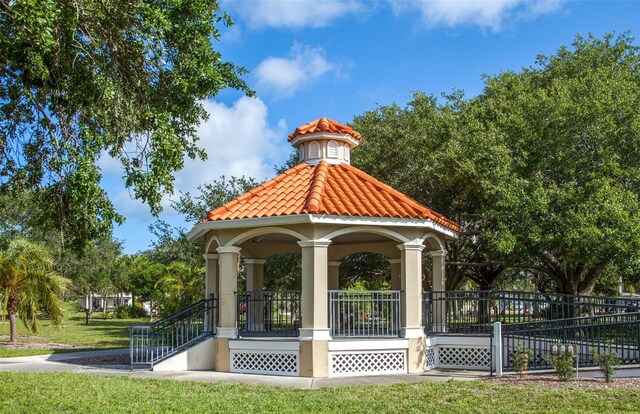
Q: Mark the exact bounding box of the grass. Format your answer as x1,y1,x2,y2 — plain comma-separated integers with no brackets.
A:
0,372,639,413
0,301,149,357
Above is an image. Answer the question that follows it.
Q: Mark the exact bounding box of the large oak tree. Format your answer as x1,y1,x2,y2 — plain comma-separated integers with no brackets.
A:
0,0,251,248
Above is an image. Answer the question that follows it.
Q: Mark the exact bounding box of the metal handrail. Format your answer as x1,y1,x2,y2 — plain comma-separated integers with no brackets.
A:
130,295,217,369
329,290,401,338
237,291,301,338
500,311,640,371
424,290,640,335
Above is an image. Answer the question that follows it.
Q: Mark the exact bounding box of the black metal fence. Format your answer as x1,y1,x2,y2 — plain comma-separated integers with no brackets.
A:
236,290,301,337
500,312,640,372
130,295,216,368
329,290,401,338
424,290,640,335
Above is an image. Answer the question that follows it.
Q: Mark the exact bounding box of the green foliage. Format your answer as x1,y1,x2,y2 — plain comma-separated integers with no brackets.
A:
0,238,70,342
544,346,576,382
340,253,391,290
0,0,252,248
155,261,204,315
591,344,622,383
173,176,260,224
113,303,147,319
512,346,533,377
352,33,640,295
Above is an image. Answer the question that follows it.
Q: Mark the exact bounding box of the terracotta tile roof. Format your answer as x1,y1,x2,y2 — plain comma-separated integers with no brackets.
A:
205,161,461,232
288,118,362,142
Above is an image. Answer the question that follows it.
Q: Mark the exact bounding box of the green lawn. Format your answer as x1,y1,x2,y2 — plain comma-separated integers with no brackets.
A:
0,301,149,357
0,373,638,413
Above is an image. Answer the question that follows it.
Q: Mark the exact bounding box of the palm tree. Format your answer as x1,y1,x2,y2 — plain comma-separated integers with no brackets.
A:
0,238,70,343
155,261,204,315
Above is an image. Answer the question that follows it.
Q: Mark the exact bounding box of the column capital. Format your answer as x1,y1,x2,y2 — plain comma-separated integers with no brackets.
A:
328,260,341,267
216,246,242,254
429,249,447,258
397,242,425,252
297,239,332,248
244,258,266,265
203,253,219,260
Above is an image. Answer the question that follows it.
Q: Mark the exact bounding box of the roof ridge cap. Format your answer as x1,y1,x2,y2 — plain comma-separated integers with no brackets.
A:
306,161,329,213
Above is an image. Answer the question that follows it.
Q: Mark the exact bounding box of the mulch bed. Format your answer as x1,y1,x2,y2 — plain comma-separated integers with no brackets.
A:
62,354,130,366
486,374,640,389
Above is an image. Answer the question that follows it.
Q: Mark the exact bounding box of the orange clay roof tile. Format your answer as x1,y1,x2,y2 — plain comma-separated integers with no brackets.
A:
288,117,362,142
204,161,461,232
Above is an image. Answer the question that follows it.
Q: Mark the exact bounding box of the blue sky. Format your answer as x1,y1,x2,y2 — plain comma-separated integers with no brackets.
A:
99,0,640,254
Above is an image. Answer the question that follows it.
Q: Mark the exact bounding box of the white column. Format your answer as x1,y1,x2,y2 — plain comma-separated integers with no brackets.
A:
398,243,425,338
245,259,266,331
203,253,219,299
298,240,332,340
216,246,242,339
389,258,401,291
328,261,340,290
430,249,447,333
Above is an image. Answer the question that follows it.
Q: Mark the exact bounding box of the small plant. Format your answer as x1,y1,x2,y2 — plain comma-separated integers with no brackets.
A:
512,346,533,377
544,344,575,382
590,343,621,383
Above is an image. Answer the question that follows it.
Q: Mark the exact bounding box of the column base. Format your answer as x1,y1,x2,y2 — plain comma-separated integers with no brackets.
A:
216,327,238,339
299,339,329,377
298,328,332,341
402,326,425,338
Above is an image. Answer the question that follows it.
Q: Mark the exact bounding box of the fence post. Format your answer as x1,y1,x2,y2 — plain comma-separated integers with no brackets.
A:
493,321,503,376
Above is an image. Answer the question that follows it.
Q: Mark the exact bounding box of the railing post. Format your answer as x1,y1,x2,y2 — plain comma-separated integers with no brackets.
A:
493,321,503,376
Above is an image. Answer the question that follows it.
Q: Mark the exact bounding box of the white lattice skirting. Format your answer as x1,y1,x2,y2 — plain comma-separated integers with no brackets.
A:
435,346,491,369
329,350,407,377
424,346,436,370
230,350,299,376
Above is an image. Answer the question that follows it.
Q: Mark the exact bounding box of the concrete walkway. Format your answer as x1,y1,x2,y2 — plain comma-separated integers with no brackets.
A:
4,349,638,388
0,349,487,389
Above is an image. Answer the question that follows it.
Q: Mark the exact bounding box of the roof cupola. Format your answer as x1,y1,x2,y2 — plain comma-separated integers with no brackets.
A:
288,117,361,165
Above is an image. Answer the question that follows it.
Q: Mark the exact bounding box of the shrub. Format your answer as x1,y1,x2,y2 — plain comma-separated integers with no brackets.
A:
590,344,621,383
114,303,147,319
544,345,575,382
513,346,533,377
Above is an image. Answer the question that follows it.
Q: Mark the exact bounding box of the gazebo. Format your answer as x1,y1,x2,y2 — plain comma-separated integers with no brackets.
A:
185,118,461,377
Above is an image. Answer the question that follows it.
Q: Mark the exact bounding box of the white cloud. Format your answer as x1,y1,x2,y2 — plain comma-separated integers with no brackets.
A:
225,0,364,29
173,96,288,195
391,0,564,31
103,96,289,219
255,43,338,99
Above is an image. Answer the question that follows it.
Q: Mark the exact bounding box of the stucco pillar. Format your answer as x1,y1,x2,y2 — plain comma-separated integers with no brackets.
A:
203,253,218,333
389,258,401,291
245,259,266,331
203,253,219,299
398,242,426,373
328,261,340,290
298,239,331,378
430,249,447,333
214,246,241,372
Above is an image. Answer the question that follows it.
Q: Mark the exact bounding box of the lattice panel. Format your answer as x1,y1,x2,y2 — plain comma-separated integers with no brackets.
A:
424,347,436,370
437,346,491,369
231,351,299,376
330,351,406,376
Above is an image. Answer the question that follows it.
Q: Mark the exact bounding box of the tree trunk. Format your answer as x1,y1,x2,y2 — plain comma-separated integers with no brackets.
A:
7,294,19,344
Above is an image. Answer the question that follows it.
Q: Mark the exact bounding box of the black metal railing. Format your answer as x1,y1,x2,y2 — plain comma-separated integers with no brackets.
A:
500,312,640,372
424,290,640,335
129,295,216,368
329,290,401,338
236,290,301,337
